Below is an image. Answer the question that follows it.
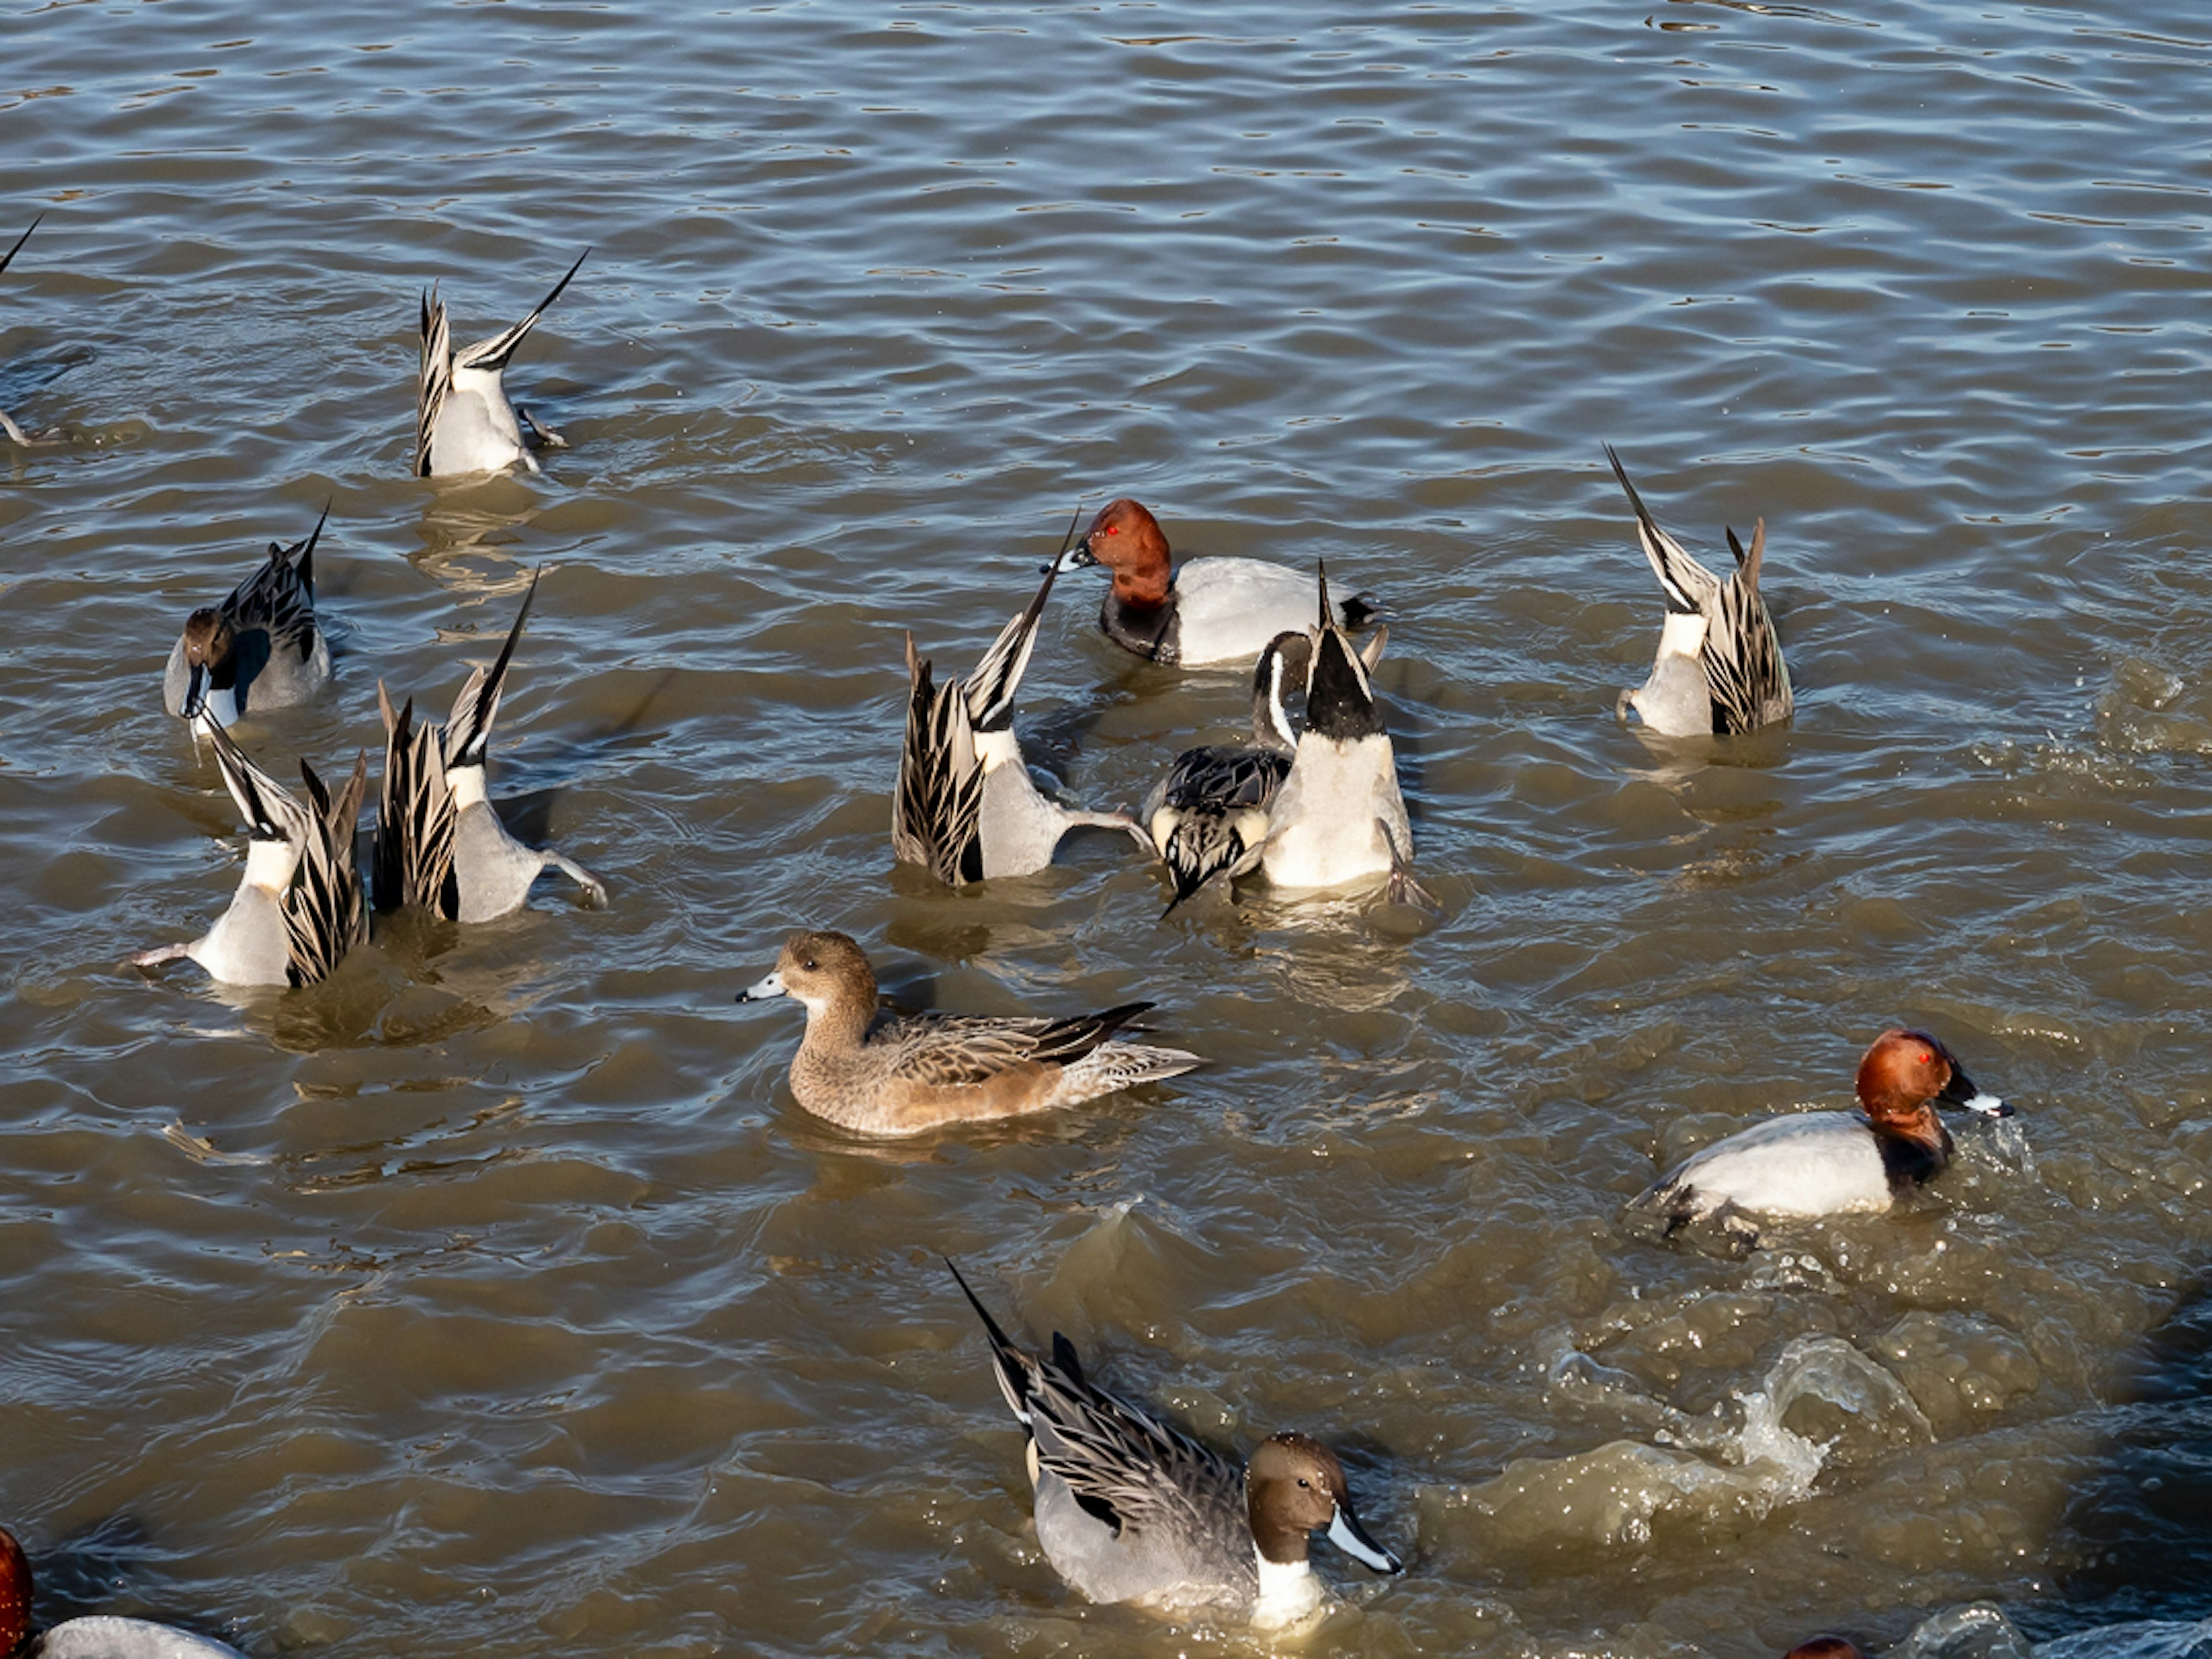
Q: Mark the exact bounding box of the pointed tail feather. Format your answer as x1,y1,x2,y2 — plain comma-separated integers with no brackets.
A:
445,570,541,770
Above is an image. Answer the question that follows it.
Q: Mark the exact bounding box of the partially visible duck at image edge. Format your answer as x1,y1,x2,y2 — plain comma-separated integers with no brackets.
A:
1052,497,1375,668
0,1525,247,1658
1625,1027,2014,1252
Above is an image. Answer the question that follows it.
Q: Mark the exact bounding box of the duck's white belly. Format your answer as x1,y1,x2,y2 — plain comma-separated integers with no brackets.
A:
1261,736,1400,891
1656,1111,1892,1218
1171,559,1328,667
39,1615,248,1658
427,383,529,476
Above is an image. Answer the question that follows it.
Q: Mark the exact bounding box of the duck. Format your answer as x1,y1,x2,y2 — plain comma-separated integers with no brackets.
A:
372,572,605,923
1784,1642,1866,1659
893,556,1143,885
1051,497,1374,668
735,930,1200,1135
1624,1028,2014,1251
1606,445,1793,737
946,1259,1403,1626
1258,566,1427,903
1142,628,1313,915
0,217,46,448
161,506,332,728
415,248,587,478
130,719,366,988
1,1525,247,1658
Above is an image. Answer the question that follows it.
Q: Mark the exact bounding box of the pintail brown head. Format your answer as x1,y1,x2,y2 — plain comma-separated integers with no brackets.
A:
1059,498,1173,608
1245,1431,1403,1575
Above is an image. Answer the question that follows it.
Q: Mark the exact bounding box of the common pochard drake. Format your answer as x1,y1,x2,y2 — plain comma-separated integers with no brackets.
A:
736,930,1200,1135
372,571,606,923
1607,445,1793,737
1142,628,1313,914
894,559,1142,885
130,719,367,988
415,248,586,477
1259,567,1429,904
0,1525,247,1658
160,506,332,729
1626,1028,2014,1250
948,1260,1404,1627
1052,497,1374,668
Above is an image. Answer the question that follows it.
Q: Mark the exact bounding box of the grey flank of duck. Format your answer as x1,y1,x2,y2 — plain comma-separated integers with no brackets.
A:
372,572,605,924
1143,627,1313,915
735,930,1199,1135
1606,444,1793,737
131,718,367,988
161,503,333,728
0,217,45,447
1259,564,1427,904
946,1259,1403,1627
415,248,587,478
893,552,1143,886
1624,1028,2014,1253
1,1525,248,1659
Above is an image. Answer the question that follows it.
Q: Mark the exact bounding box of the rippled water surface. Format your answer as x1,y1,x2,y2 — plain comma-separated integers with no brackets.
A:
7,2,2212,1656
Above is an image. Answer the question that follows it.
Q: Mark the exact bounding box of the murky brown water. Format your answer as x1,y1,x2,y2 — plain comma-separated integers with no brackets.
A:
6,2,2212,1656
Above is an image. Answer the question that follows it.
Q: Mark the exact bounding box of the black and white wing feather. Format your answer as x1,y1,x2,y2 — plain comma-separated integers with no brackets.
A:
892,634,986,886
415,285,452,478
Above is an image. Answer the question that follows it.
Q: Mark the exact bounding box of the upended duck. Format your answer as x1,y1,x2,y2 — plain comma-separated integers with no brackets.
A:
1607,444,1793,737
373,573,605,923
1143,628,1312,915
947,1259,1403,1627
131,720,366,988
736,930,1199,1135
1624,1028,2014,1252
415,248,586,478
1259,566,1428,904
161,505,332,728
893,558,1142,886
1052,497,1374,668
1,1525,246,1658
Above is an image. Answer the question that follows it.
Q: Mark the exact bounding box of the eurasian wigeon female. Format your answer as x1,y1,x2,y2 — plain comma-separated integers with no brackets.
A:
160,506,332,728
1052,497,1374,668
1142,628,1313,914
0,1526,247,1658
1607,445,1793,737
948,1260,1404,1627
736,930,1200,1135
415,248,587,478
893,560,1142,885
1259,567,1430,904
1626,1028,2014,1250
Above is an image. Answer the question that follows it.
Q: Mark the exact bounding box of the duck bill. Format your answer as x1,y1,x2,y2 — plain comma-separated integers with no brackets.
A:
1046,539,1099,576
735,971,786,1004
1325,1502,1403,1575
181,662,208,721
1940,1063,2013,1118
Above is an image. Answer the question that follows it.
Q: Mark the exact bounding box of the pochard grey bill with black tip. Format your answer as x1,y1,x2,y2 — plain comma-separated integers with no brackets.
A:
946,1259,1403,1627
1143,628,1313,916
1625,1027,2014,1253
1048,496,1376,668
1607,445,1793,737
1258,563,1430,906
131,719,368,988
372,571,606,923
415,248,587,478
2,1524,248,1658
736,930,1200,1135
161,503,333,729
894,529,1146,885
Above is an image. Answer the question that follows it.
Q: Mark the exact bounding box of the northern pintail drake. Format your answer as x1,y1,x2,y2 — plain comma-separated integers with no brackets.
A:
893,557,1143,885
1052,498,1374,668
736,930,1200,1135
372,573,605,923
1143,628,1313,915
1607,445,1793,737
947,1260,1404,1626
1,1526,247,1658
160,505,332,728
1626,1028,2014,1250
0,218,46,448
1259,566,1427,904
130,719,366,988
415,249,587,478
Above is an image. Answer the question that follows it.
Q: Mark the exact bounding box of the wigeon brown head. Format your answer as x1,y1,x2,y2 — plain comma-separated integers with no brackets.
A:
1783,1640,1867,1659
1855,1028,2012,1151
0,1525,29,1657
1245,1432,1404,1575
1055,498,1175,608
737,929,876,1021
